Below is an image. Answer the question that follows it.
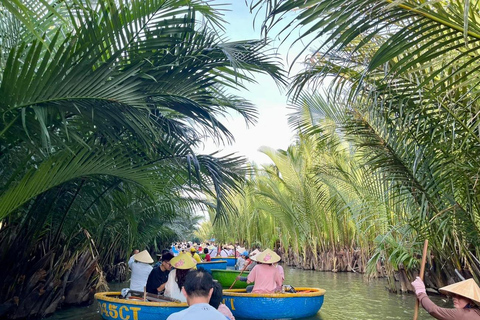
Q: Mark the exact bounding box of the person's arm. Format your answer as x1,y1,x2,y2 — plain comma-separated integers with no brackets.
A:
157,282,166,293
417,293,464,320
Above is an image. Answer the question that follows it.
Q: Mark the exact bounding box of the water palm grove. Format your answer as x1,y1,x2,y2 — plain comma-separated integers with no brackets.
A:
1,0,480,318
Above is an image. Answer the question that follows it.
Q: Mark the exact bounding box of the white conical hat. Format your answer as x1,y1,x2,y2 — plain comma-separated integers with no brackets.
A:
255,248,280,264
134,250,154,264
439,278,480,305
250,249,260,256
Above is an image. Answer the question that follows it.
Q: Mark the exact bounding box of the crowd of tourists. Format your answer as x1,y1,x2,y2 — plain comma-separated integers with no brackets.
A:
126,242,289,320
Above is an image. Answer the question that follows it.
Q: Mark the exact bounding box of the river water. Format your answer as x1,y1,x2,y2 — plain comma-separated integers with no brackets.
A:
46,267,450,320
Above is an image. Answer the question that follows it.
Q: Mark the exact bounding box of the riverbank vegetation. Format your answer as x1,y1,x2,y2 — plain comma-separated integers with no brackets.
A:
0,1,284,318
203,0,480,293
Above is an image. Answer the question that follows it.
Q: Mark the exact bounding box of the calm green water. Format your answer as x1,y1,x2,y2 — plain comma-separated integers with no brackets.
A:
45,267,450,320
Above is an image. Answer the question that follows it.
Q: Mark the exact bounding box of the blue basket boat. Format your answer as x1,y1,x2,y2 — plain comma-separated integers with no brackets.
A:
95,292,187,320
222,287,326,319
196,260,227,273
211,256,237,267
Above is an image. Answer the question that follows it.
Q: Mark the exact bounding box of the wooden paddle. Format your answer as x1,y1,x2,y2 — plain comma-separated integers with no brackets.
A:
413,239,428,320
128,290,181,303
229,260,252,289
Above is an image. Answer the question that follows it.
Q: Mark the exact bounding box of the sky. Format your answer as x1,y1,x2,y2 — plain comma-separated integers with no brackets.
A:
198,1,307,165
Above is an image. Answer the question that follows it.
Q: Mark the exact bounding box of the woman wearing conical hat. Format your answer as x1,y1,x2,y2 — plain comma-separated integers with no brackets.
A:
164,253,197,302
236,248,283,294
129,250,154,292
411,277,480,319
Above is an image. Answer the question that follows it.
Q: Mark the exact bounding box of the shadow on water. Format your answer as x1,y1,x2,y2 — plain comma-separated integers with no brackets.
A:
45,267,451,320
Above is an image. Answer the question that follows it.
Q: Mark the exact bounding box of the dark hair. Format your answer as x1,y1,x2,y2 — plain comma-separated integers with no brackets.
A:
183,269,214,297
203,248,209,254
176,269,191,290
209,282,223,308
162,252,174,262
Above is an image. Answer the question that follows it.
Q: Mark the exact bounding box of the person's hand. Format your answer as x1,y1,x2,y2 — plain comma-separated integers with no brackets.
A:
236,276,241,280
411,276,426,295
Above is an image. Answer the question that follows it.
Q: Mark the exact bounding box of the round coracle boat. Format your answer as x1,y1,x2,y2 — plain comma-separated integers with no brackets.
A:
222,287,326,319
211,269,250,289
211,256,237,267
95,291,187,320
196,260,227,273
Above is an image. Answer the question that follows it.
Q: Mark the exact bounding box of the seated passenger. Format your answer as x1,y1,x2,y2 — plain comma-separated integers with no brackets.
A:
164,253,197,302
203,248,211,261
209,281,235,320
146,252,173,294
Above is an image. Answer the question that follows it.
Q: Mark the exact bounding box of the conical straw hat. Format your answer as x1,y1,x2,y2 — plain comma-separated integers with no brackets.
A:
134,250,154,264
170,253,197,270
250,249,260,256
439,278,480,305
255,248,280,264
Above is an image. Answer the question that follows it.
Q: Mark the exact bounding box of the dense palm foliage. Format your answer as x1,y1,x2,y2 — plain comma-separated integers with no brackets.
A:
244,0,480,288
0,0,285,317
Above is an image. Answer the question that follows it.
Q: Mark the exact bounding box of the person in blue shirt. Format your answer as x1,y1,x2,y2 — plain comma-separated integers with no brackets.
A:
166,270,226,320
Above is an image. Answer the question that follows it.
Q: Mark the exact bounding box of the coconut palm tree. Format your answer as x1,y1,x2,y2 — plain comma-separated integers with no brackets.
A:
250,0,480,285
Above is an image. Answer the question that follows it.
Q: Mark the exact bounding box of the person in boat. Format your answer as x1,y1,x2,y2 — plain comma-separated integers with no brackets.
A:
190,247,202,263
128,250,154,292
411,277,480,319
210,281,235,320
127,249,140,265
235,251,249,271
246,249,260,271
166,269,226,320
274,260,285,291
236,248,283,293
208,243,218,257
146,252,174,294
164,253,197,302
203,248,211,261
220,245,230,257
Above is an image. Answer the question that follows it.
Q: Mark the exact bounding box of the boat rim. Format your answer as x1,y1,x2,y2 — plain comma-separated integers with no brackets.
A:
211,269,249,273
94,292,188,307
223,287,326,298
197,260,227,264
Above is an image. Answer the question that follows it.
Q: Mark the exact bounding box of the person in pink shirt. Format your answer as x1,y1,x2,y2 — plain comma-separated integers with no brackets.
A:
237,248,283,294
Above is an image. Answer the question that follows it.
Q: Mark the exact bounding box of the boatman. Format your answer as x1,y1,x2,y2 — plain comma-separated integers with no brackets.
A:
412,277,480,319
166,269,226,320
128,250,154,292
236,248,283,294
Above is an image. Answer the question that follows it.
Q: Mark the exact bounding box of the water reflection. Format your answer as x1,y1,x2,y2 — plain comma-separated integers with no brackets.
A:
45,267,450,320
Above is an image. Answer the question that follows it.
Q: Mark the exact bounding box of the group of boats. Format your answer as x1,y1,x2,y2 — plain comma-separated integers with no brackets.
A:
95,258,326,320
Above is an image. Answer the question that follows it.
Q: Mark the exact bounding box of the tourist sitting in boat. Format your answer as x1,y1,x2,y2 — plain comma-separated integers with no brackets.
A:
203,248,211,261
274,261,285,291
246,249,260,271
128,250,154,292
164,253,197,302
235,251,249,271
190,247,202,263
236,248,283,293
411,277,480,319
146,252,174,294
210,281,235,320
166,269,226,320
220,245,230,257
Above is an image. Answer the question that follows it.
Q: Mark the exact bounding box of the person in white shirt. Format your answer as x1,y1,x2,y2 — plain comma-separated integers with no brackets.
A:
164,253,197,302
220,246,229,257
128,250,153,292
166,269,226,320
